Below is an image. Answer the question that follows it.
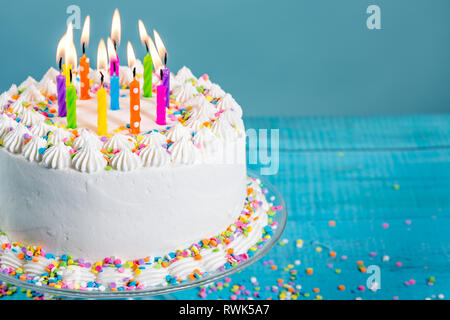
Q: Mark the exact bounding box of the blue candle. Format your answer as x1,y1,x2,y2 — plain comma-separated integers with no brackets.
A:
110,64,120,110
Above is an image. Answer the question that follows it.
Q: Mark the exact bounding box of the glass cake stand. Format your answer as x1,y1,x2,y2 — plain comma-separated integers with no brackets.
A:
0,170,287,299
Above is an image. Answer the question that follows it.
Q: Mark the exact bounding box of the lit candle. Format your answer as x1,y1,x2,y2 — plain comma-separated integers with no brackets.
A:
154,30,170,108
156,70,167,126
79,16,91,100
108,38,120,110
127,42,141,134
62,23,74,87
110,9,121,77
138,20,153,98
97,39,108,136
56,34,67,117
65,40,78,129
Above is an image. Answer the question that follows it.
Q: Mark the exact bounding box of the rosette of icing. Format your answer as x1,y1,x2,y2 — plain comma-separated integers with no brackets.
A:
169,135,198,165
40,67,59,84
216,93,243,117
119,66,134,86
72,144,107,173
211,116,238,140
20,107,45,126
3,123,30,153
168,257,204,280
96,266,133,288
104,133,136,151
38,77,58,96
222,109,245,130
19,76,38,90
42,143,71,169
140,143,170,167
60,265,96,286
22,136,48,162
170,72,181,91
185,106,213,132
7,84,18,96
166,122,191,142
0,113,17,139
197,76,212,90
47,127,73,145
0,92,11,108
140,131,167,146
20,84,46,104
176,66,196,83
73,128,103,150
23,256,57,277
10,96,27,114
110,149,142,172
172,82,198,104
193,127,220,154
207,83,226,99
136,265,169,287
0,248,23,270
30,120,51,137
186,95,217,119
200,246,228,271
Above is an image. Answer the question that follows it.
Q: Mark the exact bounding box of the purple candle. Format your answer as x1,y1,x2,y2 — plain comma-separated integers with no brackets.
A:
162,67,170,108
156,83,167,126
56,73,67,117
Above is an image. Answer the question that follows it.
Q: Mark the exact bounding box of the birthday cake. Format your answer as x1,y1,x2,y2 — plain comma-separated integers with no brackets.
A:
0,64,277,290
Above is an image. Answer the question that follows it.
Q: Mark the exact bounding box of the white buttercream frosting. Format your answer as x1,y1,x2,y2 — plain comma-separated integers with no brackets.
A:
20,84,45,104
7,84,18,96
136,265,169,287
200,246,228,271
38,77,58,96
96,266,133,287
23,256,57,277
168,257,204,280
172,82,198,104
0,113,17,139
212,117,238,140
104,133,136,151
20,108,45,126
3,123,29,153
22,136,47,162
208,84,226,98
47,127,73,145
222,109,245,130
0,92,11,108
140,131,167,146
176,66,196,83
166,122,191,142
41,67,59,84
72,144,107,173
169,135,198,165
197,77,213,90
73,128,103,150
30,120,51,137
42,143,71,169
19,76,38,90
187,95,217,119
119,66,133,86
140,143,170,167
10,96,27,114
216,94,243,118
193,127,220,155
0,249,23,270
110,149,142,172
60,265,96,286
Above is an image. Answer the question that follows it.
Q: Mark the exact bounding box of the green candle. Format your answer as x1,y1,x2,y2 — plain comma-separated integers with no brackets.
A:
143,53,153,98
66,82,78,129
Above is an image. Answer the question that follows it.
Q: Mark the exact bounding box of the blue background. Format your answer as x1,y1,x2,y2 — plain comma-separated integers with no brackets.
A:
1,0,450,116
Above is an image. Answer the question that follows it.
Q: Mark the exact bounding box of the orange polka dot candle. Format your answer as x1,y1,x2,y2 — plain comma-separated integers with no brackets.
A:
127,42,141,134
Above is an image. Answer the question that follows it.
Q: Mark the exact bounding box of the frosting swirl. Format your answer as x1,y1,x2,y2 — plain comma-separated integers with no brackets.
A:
10,96,27,114
140,143,170,167
104,133,136,151
211,116,238,140
166,122,191,142
110,149,142,172
136,265,169,287
73,128,103,150
20,107,45,126
20,84,45,104
30,121,52,137
140,131,167,146
208,84,226,98
193,127,220,154
216,93,243,117
176,66,196,83
22,136,47,162
19,76,38,91
47,127,73,145
168,257,203,280
72,143,107,173
172,82,198,104
3,123,30,153
169,135,198,165
42,143,71,169
0,113,17,140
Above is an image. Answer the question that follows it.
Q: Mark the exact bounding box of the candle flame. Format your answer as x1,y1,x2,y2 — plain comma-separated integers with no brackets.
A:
127,42,136,69
81,16,90,47
111,9,121,47
56,33,67,64
97,39,108,71
66,22,74,46
153,30,167,63
138,20,149,47
148,35,163,73
65,41,78,69
107,37,117,62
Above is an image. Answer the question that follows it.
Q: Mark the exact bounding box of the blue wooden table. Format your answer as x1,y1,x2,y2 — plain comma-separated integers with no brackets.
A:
2,115,449,300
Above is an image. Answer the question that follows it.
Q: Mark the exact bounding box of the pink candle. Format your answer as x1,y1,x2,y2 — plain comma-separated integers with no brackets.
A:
110,55,119,77
156,84,167,126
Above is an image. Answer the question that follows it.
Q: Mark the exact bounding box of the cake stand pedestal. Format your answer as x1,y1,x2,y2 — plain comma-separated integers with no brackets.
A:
0,171,287,300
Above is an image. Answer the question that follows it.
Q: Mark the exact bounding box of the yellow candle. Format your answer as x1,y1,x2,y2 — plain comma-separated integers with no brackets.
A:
62,64,72,87
97,85,108,136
